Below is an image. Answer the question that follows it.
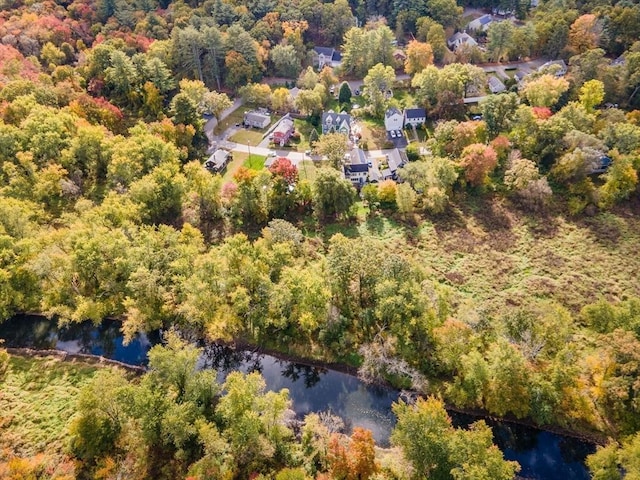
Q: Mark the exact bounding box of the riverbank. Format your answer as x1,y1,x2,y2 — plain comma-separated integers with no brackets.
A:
1,313,609,448
220,338,609,447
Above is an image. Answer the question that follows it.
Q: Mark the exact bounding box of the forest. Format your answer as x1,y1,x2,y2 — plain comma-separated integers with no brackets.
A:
1,0,640,476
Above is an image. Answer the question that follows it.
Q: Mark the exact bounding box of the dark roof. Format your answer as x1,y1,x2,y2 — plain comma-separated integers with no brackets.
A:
314,46,335,57
479,14,492,25
345,163,369,173
332,51,342,62
405,108,426,119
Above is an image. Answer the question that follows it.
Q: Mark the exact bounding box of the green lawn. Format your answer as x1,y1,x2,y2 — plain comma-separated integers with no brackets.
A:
298,160,319,182
0,354,100,457
229,129,265,145
243,154,266,171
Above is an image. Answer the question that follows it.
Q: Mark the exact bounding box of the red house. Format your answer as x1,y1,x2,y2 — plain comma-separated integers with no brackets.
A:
273,115,295,146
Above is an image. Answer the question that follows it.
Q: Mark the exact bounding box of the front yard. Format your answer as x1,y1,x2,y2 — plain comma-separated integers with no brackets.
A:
229,129,265,145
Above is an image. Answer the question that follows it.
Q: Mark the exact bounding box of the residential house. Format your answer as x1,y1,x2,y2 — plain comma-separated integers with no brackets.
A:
612,54,626,67
313,47,342,69
384,108,404,132
380,148,408,180
467,14,493,32
204,149,232,173
447,32,478,51
343,148,370,186
322,111,352,136
404,108,426,127
514,71,527,85
487,76,506,94
273,115,295,146
538,60,567,76
244,110,271,128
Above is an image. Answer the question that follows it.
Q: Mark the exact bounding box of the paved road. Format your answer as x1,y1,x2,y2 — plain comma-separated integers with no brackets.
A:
204,97,244,152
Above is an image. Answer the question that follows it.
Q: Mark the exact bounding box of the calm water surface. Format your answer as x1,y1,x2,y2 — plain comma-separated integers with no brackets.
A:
0,315,595,479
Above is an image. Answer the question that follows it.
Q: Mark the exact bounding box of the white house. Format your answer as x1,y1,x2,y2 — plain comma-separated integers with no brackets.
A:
467,14,493,31
343,148,370,186
244,110,271,128
487,76,506,94
447,32,478,51
404,108,426,127
384,108,404,132
313,47,342,69
538,60,567,76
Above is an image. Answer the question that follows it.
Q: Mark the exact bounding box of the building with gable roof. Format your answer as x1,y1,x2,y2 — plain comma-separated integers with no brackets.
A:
404,108,426,127
322,111,352,136
313,47,343,69
384,108,404,132
447,32,478,51
467,14,493,31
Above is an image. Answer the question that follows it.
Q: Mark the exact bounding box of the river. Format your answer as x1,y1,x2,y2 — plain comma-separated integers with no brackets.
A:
0,315,596,479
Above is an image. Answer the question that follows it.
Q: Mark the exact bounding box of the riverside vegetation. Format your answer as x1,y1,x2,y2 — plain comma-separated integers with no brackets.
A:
2,0,640,477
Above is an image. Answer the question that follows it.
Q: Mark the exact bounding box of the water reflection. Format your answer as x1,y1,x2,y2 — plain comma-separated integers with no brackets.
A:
0,315,595,479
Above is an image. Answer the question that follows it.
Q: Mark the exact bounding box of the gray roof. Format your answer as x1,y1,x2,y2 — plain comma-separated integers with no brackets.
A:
386,108,402,118
274,116,294,134
244,111,270,122
314,46,335,57
385,149,408,172
350,148,368,165
205,149,230,171
478,14,492,25
488,76,506,92
322,111,352,133
405,108,426,119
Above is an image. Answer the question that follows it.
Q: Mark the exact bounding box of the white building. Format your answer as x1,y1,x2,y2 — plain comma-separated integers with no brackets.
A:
447,32,478,51
467,14,493,32
313,47,343,69
384,108,404,132
404,108,426,127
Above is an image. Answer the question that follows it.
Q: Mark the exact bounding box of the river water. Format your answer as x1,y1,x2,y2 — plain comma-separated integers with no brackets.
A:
0,315,596,479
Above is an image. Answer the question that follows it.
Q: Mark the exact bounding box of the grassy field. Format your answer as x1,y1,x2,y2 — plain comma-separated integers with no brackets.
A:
315,196,640,315
359,119,390,150
229,129,265,145
0,354,99,457
243,154,267,171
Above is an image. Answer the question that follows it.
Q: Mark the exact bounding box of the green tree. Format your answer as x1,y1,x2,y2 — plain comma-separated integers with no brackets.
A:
270,44,301,78
313,132,348,169
579,79,605,113
363,63,396,118
338,82,352,104
312,168,356,219
391,397,454,480
487,21,515,62
481,93,519,138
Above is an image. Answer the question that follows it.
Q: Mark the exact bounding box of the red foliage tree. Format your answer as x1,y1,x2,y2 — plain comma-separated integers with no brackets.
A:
268,157,298,185
459,143,498,187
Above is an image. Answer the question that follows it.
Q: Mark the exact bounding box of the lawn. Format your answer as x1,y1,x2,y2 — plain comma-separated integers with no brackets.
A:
359,118,391,150
298,160,319,182
243,154,267,171
222,152,248,181
0,354,100,457
229,129,265,145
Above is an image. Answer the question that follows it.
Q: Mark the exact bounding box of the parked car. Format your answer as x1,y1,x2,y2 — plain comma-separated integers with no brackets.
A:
267,150,276,157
